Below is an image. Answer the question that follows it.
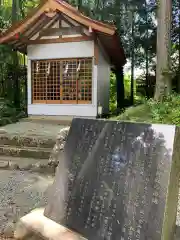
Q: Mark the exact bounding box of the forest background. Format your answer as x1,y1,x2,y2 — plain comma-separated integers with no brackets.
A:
0,0,179,125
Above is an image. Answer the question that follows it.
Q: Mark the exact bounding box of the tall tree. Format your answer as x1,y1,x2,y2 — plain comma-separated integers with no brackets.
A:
130,6,135,105
145,0,149,96
12,0,20,108
154,0,172,100
178,0,180,92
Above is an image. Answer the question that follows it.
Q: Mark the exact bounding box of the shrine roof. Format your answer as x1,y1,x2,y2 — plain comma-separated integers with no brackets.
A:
0,0,126,67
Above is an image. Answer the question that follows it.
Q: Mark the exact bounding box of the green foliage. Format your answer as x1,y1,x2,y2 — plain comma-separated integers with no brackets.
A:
0,98,26,126
124,74,131,98
0,99,16,117
110,73,132,113
113,93,180,125
0,0,32,115
147,94,180,125
109,73,116,113
109,73,145,113
0,0,179,123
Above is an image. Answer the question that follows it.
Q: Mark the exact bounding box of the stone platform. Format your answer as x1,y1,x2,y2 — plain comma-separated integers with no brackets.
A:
0,121,66,162
21,115,73,125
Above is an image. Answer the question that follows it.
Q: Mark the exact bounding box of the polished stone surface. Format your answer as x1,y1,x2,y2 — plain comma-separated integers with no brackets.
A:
45,119,180,240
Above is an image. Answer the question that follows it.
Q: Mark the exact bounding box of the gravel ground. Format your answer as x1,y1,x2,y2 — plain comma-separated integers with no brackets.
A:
0,169,54,236
0,168,180,239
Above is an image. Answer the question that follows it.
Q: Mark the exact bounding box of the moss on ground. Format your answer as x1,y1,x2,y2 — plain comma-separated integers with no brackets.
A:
111,104,152,123
111,94,180,126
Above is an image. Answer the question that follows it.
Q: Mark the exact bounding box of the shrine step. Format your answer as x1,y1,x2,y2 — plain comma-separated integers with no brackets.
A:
0,155,49,171
0,145,51,159
0,134,55,149
0,121,61,162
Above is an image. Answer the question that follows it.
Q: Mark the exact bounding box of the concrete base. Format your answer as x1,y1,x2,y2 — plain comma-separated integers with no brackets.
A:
14,208,86,240
21,115,97,125
20,116,73,126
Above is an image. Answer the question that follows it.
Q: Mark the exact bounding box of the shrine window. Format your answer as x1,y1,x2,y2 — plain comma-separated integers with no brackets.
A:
31,58,92,104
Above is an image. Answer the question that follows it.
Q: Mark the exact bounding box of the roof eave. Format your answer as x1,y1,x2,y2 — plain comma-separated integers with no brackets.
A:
0,0,50,44
0,0,117,44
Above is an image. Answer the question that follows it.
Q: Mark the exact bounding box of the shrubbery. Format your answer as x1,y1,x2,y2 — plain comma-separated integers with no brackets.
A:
147,94,180,125
112,93,180,125
0,98,26,126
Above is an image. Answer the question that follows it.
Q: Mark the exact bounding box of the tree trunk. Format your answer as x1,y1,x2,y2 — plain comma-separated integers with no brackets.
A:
13,51,20,109
130,9,135,105
154,0,172,101
12,0,20,109
12,0,18,22
145,0,149,98
77,0,82,11
178,0,180,92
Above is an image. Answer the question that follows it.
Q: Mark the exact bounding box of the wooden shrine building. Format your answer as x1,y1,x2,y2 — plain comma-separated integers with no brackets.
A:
0,0,126,118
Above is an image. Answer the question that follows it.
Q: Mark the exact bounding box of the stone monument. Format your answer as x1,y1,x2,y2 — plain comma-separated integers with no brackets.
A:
44,118,180,240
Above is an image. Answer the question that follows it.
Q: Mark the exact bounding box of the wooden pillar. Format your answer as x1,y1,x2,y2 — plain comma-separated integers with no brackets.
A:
115,66,124,112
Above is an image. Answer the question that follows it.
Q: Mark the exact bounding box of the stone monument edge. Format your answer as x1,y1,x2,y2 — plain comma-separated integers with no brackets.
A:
161,126,180,240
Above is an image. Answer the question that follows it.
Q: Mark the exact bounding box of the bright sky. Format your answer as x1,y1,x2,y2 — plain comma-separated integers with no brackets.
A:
124,60,144,77
124,10,157,78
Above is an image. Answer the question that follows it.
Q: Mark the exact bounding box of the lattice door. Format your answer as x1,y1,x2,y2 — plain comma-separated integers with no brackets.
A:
32,58,92,104
62,58,92,104
77,58,92,104
32,60,47,103
62,59,78,103
46,60,61,103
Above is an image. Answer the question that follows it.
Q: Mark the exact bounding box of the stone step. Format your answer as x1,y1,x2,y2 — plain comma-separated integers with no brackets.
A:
0,155,48,168
0,134,55,149
0,156,56,173
0,145,51,159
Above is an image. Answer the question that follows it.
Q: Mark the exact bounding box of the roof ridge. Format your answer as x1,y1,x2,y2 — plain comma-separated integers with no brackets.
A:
54,0,116,31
